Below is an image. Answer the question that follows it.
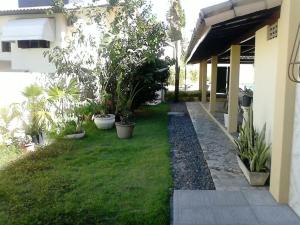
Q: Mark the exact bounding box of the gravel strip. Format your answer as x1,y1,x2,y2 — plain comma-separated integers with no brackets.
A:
168,102,215,190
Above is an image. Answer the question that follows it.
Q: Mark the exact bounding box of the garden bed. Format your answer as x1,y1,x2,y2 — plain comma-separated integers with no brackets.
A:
0,104,171,225
168,103,215,190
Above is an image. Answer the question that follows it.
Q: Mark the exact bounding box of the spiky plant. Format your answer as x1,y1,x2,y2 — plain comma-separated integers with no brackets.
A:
234,106,271,172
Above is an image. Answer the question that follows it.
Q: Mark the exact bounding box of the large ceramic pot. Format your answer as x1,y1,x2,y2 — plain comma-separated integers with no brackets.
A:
94,114,115,130
22,143,35,152
31,132,45,145
237,155,269,186
115,122,135,139
64,131,86,140
241,95,252,107
224,113,229,128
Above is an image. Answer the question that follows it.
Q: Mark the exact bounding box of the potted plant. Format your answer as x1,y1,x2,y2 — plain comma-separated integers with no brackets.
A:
63,106,86,139
241,87,253,107
115,81,141,139
234,106,270,186
20,135,35,152
22,84,52,145
223,98,229,128
91,93,115,130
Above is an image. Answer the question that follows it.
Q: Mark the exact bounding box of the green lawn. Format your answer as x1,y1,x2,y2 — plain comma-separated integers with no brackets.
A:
0,104,171,225
0,145,22,170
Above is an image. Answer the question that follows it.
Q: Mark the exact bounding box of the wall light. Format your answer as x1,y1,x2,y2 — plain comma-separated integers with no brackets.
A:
289,24,300,83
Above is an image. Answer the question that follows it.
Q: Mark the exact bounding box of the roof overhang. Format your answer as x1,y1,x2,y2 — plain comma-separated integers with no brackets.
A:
186,0,282,64
1,18,56,42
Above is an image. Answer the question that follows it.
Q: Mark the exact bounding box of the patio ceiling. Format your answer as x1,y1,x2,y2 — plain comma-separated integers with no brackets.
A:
186,0,281,64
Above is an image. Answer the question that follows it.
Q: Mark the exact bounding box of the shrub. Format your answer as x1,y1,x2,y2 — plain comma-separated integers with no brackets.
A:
130,58,172,109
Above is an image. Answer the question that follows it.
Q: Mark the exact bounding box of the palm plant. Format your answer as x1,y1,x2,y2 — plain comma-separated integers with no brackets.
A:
22,84,53,142
0,103,22,145
47,78,79,119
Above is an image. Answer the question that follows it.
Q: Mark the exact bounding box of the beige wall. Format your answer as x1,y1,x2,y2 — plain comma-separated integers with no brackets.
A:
290,84,300,217
269,0,299,205
253,25,278,143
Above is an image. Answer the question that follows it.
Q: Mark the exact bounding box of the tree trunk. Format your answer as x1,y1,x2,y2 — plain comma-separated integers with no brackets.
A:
174,40,180,102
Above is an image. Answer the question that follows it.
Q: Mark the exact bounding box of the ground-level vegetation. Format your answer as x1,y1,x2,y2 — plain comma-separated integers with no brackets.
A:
0,104,171,225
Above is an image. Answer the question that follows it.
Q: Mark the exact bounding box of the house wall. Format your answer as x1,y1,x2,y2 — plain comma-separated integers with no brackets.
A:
253,25,278,143
290,84,300,217
0,14,68,73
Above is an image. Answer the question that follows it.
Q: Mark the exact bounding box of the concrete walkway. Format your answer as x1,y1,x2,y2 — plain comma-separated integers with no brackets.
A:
186,102,252,191
172,102,300,225
173,190,300,225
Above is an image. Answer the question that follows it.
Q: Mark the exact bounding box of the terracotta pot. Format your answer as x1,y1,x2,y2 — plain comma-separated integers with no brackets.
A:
93,114,115,130
115,122,135,139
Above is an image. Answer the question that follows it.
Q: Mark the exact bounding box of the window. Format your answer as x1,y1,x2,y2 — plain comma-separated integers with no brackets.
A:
17,40,50,49
267,22,278,40
1,41,11,52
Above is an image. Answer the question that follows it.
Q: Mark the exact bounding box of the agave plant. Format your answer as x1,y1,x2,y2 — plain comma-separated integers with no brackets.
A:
234,106,271,172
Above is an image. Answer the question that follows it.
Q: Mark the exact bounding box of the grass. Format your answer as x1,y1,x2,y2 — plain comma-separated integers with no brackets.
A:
0,104,171,225
0,145,22,169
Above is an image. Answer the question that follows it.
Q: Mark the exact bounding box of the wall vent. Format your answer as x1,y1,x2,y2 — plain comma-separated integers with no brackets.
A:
268,22,278,40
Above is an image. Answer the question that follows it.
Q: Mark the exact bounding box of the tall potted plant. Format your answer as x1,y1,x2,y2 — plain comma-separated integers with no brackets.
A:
22,84,52,145
234,106,270,186
115,80,142,139
241,87,253,107
92,92,115,130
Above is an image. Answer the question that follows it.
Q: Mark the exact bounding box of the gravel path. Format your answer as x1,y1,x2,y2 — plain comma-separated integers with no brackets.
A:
168,102,215,190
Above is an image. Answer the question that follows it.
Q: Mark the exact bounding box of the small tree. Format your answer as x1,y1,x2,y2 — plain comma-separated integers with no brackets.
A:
167,0,185,101
45,0,170,114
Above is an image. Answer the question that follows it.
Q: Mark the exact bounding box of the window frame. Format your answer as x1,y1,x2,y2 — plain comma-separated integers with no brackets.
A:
17,40,50,49
1,41,11,52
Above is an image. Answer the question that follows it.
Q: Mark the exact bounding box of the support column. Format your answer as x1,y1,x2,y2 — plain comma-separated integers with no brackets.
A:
201,60,207,103
209,56,218,112
198,63,202,92
227,45,241,133
270,0,299,203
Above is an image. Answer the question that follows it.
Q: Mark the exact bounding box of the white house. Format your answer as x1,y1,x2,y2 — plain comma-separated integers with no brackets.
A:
0,0,111,106
0,0,111,73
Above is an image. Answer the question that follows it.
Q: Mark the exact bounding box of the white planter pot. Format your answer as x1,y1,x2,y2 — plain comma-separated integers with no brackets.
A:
115,122,135,139
23,143,35,152
237,155,269,186
64,131,85,140
224,113,229,128
94,114,115,130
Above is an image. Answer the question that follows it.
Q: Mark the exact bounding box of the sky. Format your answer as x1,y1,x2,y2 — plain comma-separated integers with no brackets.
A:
0,0,227,36
150,0,227,38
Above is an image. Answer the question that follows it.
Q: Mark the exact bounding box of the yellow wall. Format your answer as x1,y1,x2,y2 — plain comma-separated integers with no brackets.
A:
269,0,299,206
253,26,278,143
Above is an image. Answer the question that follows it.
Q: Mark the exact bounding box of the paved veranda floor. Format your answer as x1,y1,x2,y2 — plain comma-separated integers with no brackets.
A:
173,190,300,225
172,102,300,225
